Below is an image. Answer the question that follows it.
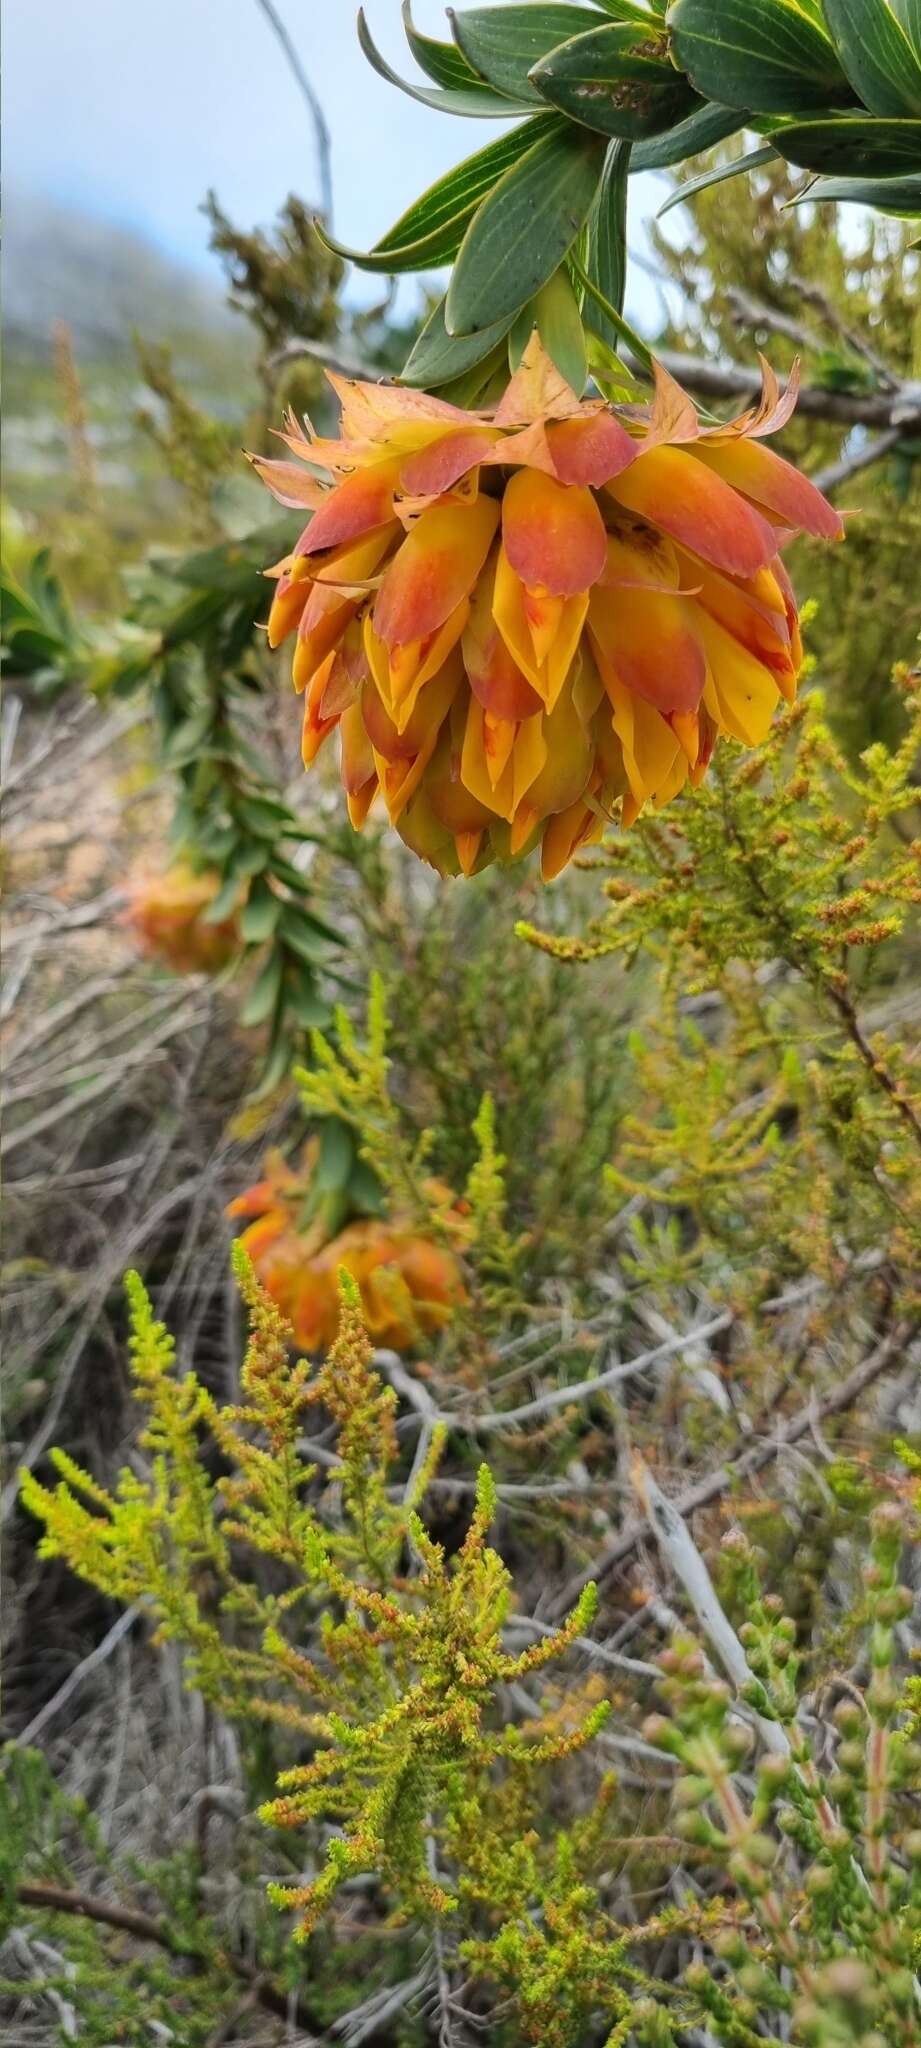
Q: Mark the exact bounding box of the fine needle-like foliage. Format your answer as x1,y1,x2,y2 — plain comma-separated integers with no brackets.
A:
19,1254,607,1945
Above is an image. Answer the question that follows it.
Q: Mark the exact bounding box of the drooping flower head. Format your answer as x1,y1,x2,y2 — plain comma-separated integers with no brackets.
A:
252,338,842,881
227,1144,468,1353
125,863,241,973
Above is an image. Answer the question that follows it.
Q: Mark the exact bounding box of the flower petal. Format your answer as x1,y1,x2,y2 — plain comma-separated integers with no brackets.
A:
463,555,543,721
245,455,330,509
493,331,586,427
545,411,638,488
373,495,498,649
502,468,607,598
689,440,843,541
398,427,494,498
300,460,400,556
699,615,781,746
589,535,706,717
608,446,779,577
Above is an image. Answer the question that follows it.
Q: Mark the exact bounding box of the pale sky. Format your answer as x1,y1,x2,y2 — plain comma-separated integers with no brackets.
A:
3,0,664,325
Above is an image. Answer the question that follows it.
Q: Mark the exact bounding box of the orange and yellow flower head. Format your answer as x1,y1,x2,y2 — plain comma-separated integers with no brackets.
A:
125,863,240,974
253,338,842,881
227,1145,468,1354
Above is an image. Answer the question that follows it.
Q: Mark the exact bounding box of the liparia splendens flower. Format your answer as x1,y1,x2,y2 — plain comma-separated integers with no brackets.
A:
227,1145,468,1352
252,336,842,882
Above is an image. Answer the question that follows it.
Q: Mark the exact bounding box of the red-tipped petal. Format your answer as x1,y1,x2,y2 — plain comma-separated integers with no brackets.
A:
463,557,543,721
589,581,706,719
399,428,493,498
373,496,498,649
608,446,778,577
502,469,606,598
690,440,843,541
546,411,638,487
326,372,470,442
299,460,399,556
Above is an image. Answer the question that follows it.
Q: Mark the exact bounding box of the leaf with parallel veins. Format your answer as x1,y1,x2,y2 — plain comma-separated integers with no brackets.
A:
446,122,606,336
530,19,701,138
666,0,853,114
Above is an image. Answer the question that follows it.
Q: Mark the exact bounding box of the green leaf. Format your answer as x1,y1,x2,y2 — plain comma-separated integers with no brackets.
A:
446,120,605,335
764,113,921,174
822,0,921,116
316,118,553,276
667,0,852,113
357,7,535,115
279,914,330,966
584,139,629,350
240,880,282,944
312,1118,356,1197
401,0,486,88
630,101,749,169
450,5,608,103
400,296,514,387
787,169,921,213
592,0,660,17
240,951,283,1028
509,267,588,392
657,142,779,216
202,873,243,926
530,21,700,139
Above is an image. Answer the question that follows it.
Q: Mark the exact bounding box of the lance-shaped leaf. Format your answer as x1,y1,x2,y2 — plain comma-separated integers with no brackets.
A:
530,19,700,138
822,0,921,117
401,0,488,89
583,139,629,350
446,121,606,334
509,268,588,393
787,170,921,214
450,4,607,103
400,297,513,388
667,0,853,113
630,101,748,168
657,143,779,217
357,7,535,115
317,119,549,274
764,113,921,175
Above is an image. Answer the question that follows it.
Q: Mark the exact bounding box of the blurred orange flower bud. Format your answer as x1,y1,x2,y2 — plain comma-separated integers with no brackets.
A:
227,1146,468,1353
124,863,241,974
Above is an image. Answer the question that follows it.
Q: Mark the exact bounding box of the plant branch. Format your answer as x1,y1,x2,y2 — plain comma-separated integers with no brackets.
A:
253,0,333,225
549,1321,913,1616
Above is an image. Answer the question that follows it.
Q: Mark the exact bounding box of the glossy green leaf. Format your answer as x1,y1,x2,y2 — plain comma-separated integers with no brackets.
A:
787,170,921,212
450,5,606,103
400,0,485,88
509,268,588,392
765,114,921,174
630,100,748,167
822,0,921,116
583,138,629,350
591,0,659,17
357,8,535,115
531,20,700,138
437,343,512,408
400,296,513,387
891,0,921,49
446,120,606,334
657,142,779,215
667,0,853,113
316,119,548,274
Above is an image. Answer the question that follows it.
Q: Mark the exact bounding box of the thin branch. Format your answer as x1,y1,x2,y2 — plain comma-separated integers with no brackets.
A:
272,335,921,435
810,426,904,496
549,1322,913,1616
254,0,333,225
630,1453,789,1757
15,1606,141,1749
15,1882,328,2036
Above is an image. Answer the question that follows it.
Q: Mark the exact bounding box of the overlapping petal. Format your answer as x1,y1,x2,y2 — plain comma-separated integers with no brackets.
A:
253,334,842,881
